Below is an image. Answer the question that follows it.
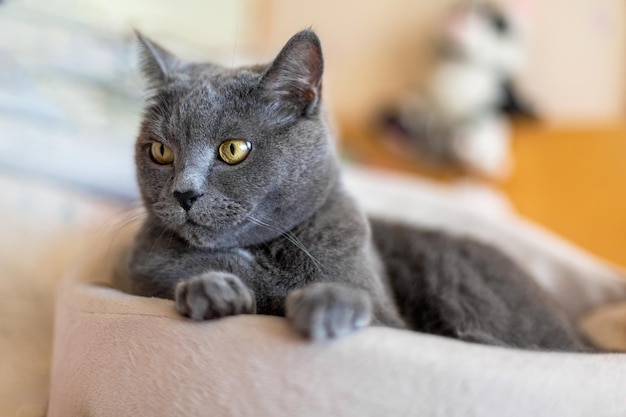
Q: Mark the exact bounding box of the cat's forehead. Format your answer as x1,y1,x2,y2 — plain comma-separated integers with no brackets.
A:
148,65,262,113
143,64,272,141
194,62,264,82
169,64,265,101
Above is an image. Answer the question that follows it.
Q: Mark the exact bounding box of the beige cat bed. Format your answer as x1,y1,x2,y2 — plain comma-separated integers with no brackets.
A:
48,168,626,416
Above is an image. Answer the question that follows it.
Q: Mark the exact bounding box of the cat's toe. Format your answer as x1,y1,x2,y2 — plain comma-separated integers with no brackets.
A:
175,272,256,320
286,283,372,342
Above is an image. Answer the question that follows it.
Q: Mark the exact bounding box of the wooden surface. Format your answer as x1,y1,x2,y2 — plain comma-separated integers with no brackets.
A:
340,122,626,268
505,123,626,268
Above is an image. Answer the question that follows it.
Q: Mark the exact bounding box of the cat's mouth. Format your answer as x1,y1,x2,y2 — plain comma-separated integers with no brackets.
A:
184,211,248,229
186,218,204,228
151,199,252,247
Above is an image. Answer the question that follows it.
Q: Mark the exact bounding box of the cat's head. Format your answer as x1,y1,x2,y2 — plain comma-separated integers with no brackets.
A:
134,30,338,249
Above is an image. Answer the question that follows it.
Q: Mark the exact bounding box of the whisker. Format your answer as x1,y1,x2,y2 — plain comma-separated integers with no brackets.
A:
99,206,144,230
247,214,329,276
147,218,174,255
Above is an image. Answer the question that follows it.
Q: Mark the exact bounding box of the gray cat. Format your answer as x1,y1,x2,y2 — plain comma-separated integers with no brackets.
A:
124,29,587,351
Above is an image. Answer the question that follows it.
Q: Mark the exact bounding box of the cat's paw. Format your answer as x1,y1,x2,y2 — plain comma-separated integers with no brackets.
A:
285,283,372,342
175,272,256,321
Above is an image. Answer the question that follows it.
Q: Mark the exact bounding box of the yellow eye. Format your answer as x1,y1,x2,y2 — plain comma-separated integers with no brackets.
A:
218,139,251,165
150,142,174,165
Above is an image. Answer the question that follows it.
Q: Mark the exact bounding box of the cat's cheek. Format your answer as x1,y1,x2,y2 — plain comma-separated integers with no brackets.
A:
143,184,165,208
138,166,175,206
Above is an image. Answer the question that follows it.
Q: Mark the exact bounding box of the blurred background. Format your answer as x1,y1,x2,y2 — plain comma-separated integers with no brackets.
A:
1,0,625,267
1,1,625,414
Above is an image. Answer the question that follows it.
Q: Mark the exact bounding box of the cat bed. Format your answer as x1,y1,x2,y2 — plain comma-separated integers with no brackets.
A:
47,168,626,416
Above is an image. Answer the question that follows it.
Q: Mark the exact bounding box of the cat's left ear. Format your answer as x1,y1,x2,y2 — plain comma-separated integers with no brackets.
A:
135,31,183,90
261,30,324,118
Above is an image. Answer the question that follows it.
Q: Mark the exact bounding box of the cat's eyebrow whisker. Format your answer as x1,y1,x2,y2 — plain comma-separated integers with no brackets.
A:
247,215,329,276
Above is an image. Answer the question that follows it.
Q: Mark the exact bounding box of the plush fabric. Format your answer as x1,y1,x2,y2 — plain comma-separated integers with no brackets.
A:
0,173,126,417
47,167,626,416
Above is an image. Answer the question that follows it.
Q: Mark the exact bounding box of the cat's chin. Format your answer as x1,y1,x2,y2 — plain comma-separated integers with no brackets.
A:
176,223,234,250
175,218,279,250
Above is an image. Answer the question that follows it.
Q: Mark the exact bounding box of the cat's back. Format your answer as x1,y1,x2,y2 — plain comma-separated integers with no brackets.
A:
369,218,587,351
369,218,531,307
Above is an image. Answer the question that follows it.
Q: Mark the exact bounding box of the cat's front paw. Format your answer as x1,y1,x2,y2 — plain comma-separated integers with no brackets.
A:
285,283,372,342
175,272,256,321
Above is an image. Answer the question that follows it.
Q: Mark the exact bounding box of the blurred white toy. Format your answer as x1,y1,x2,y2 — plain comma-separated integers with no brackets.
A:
382,1,537,179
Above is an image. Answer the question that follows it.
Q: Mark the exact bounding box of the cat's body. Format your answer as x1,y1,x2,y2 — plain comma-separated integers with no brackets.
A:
126,30,586,350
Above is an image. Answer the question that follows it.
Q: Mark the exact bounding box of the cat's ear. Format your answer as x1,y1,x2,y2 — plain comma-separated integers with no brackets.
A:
135,31,182,90
261,30,324,118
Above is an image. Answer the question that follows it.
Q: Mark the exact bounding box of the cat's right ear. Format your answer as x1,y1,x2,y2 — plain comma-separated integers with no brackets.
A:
135,31,181,90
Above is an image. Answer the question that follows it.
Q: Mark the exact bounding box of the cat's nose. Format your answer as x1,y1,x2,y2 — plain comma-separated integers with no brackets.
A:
173,190,204,211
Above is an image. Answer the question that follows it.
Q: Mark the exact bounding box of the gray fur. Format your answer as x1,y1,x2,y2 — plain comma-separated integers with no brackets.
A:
126,30,587,350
